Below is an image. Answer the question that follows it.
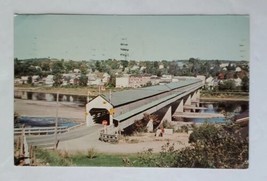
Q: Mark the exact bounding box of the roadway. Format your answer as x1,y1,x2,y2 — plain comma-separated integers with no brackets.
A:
26,124,102,147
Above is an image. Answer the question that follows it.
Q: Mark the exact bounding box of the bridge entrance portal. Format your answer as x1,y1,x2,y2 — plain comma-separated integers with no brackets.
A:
89,108,110,125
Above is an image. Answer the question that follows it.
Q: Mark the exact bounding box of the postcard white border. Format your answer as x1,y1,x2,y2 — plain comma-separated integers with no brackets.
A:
1,0,267,180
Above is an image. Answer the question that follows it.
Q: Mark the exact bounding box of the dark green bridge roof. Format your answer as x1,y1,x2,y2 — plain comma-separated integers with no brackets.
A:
102,79,202,107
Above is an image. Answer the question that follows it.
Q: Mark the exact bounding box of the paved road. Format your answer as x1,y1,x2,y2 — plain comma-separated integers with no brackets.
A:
26,124,102,147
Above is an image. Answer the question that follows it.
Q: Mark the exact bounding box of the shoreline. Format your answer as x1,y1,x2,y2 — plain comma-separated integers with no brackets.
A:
200,97,249,102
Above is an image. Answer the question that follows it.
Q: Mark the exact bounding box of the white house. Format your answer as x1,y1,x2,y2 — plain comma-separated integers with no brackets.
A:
234,77,242,86
45,75,54,87
32,75,40,83
235,67,242,72
205,76,216,90
116,76,130,88
21,76,29,84
102,73,111,84
159,64,164,69
73,69,81,74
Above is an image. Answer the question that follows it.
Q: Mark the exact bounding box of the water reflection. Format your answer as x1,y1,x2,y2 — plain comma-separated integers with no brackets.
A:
15,116,78,128
192,101,248,124
15,91,87,105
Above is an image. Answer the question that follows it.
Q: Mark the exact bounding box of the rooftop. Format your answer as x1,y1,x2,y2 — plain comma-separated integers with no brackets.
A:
102,79,201,107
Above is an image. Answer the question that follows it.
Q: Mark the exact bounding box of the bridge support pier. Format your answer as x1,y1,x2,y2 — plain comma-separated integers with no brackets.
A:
161,106,172,123
184,95,192,112
175,99,184,113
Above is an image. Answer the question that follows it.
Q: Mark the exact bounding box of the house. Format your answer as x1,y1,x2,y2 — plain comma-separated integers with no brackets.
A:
45,75,54,87
73,69,81,74
116,75,151,88
220,63,228,68
14,78,22,85
116,76,130,88
159,64,164,69
102,73,110,84
21,76,29,84
129,75,151,88
235,67,242,72
86,73,109,86
160,75,172,83
234,77,242,87
205,76,216,90
32,75,40,83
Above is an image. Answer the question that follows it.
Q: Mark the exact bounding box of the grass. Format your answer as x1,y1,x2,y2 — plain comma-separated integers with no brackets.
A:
35,148,139,167
70,153,138,167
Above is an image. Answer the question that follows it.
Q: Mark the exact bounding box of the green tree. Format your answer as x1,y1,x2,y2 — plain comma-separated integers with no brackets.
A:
241,76,249,92
53,74,63,87
95,61,102,72
27,76,32,84
218,80,236,91
130,123,248,168
79,74,88,86
52,61,64,74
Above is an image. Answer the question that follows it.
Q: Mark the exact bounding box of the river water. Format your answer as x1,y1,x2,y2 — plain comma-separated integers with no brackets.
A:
191,101,249,123
14,91,248,126
15,91,88,105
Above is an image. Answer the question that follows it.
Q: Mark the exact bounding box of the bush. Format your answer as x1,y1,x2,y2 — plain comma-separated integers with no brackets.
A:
87,148,97,159
132,123,248,168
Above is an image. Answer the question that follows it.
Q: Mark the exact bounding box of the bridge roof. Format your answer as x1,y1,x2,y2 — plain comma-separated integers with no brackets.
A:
102,79,201,107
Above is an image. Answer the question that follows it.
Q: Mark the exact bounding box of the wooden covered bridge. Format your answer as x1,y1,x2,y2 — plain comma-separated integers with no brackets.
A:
85,78,217,134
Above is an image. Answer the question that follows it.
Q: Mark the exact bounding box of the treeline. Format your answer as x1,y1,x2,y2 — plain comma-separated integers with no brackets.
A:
14,57,249,78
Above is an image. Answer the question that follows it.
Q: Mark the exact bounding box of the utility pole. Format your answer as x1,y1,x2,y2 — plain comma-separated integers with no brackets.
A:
54,92,59,149
109,89,112,103
120,38,129,61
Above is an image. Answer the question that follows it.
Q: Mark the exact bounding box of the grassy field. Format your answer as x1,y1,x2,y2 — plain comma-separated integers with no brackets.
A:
35,148,139,167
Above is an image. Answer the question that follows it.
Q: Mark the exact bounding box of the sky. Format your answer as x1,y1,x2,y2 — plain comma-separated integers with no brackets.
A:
14,15,249,61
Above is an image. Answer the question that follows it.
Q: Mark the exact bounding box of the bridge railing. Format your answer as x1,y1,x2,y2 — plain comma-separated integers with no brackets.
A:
14,126,69,136
99,132,119,143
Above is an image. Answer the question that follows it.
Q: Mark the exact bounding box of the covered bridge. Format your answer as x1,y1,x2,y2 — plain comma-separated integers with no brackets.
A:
86,79,203,130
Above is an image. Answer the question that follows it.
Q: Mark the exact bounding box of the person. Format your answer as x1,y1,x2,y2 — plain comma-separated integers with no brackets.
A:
160,127,165,137
102,120,108,133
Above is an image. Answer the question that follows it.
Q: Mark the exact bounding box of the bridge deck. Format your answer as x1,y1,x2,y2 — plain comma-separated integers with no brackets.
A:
173,112,224,119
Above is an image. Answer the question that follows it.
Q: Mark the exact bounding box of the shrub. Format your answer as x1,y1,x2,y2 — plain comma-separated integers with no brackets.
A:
132,123,248,168
87,148,97,159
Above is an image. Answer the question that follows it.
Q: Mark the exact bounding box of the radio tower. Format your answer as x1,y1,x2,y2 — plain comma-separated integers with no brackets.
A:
120,38,129,61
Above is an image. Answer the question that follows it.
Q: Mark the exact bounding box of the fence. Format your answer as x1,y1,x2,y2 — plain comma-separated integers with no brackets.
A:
14,123,85,136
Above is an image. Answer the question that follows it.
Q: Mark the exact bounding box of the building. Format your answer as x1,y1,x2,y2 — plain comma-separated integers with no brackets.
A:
116,75,151,88
45,75,54,87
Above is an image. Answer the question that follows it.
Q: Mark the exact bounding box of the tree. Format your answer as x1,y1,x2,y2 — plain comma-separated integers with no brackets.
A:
79,74,88,86
52,61,64,74
130,123,248,168
80,62,88,74
241,76,249,92
218,80,236,91
27,76,32,84
53,74,63,87
95,61,102,72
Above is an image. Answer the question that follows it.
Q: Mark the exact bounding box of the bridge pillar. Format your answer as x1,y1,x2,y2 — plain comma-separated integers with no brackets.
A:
191,92,198,112
195,90,200,107
146,118,153,132
184,95,192,112
161,106,172,123
175,99,184,113
21,91,28,100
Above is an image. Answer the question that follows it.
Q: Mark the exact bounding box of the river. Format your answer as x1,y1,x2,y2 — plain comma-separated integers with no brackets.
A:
191,101,248,123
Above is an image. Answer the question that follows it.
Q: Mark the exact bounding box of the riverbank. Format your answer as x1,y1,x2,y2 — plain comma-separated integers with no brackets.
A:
200,97,249,102
14,99,85,121
14,85,130,96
